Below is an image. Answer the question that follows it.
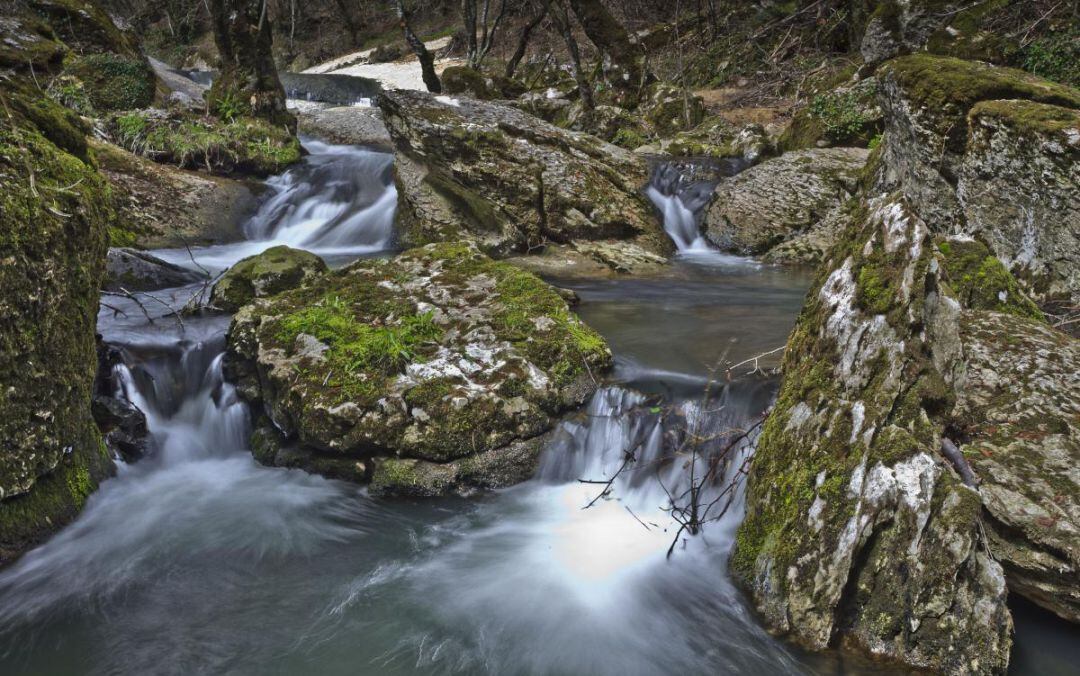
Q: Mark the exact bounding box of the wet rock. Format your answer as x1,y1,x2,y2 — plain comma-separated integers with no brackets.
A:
105,247,206,292
703,147,868,257
91,395,148,463
211,245,327,312
953,311,1080,623
225,241,612,497
379,89,671,265
93,138,261,248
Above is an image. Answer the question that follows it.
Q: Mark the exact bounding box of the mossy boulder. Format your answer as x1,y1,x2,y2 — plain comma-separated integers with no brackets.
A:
876,55,1080,301
379,89,671,265
703,147,868,257
732,193,1013,672
225,241,612,496
0,72,116,563
440,66,525,101
211,245,328,311
859,0,964,65
108,108,302,177
639,117,770,164
780,76,882,151
639,82,705,137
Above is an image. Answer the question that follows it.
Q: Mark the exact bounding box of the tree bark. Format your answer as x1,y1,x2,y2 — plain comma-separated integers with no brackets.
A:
505,2,547,78
546,0,592,111
566,0,646,104
396,0,442,93
208,0,294,130
462,0,479,67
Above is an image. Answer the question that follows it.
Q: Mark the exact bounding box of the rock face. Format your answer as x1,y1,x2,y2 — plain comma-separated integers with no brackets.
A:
297,106,392,149
859,0,960,65
875,55,1080,302
703,147,868,259
0,17,117,561
732,195,1013,673
94,139,260,248
105,247,206,292
225,241,611,496
211,245,328,311
953,312,1080,623
378,89,671,263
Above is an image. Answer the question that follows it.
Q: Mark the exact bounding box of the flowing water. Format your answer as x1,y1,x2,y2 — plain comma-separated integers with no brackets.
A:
0,142,1075,675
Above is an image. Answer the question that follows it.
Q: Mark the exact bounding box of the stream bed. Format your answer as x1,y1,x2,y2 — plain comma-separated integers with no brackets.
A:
0,139,1075,675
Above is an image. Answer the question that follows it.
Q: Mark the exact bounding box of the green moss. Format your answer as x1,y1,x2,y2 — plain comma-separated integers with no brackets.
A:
969,99,1080,137
110,111,301,177
213,245,327,311
937,238,1044,320
62,53,154,112
611,127,648,150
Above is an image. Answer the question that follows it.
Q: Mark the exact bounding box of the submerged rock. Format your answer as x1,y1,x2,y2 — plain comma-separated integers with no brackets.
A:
105,247,206,292
378,89,670,265
211,245,327,312
703,147,868,258
225,241,611,496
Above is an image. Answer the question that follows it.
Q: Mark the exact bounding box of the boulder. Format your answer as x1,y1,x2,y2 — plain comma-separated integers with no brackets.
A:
703,147,868,256
859,0,962,66
93,138,261,248
440,66,524,100
105,247,206,292
732,194,1013,673
211,245,328,311
297,105,392,149
638,82,705,137
379,89,671,263
0,75,115,563
225,241,612,496
953,311,1080,623
638,117,771,164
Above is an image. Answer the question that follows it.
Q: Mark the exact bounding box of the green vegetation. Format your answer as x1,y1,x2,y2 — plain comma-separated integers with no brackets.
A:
62,53,155,112
1016,30,1080,88
110,111,302,176
937,239,1045,320
808,90,870,142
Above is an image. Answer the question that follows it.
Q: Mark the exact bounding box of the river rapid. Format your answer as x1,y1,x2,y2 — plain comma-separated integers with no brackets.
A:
0,138,1074,675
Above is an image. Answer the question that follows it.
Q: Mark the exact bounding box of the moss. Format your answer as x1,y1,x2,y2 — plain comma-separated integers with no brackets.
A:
109,111,302,177
611,127,649,150
781,87,877,151
369,457,455,497
62,53,154,112
937,238,1045,320
212,245,327,311
440,66,524,100
969,99,1080,138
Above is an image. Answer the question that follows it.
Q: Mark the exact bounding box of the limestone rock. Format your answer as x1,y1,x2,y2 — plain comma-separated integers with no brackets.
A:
211,245,328,312
954,311,1080,623
440,66,524,100
105,247,206,292
225,241,612,496
379,88,670,260
703,147,868,256
297,105,392,149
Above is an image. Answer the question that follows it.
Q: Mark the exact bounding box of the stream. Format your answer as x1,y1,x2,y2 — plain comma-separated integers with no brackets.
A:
0,138,1075,675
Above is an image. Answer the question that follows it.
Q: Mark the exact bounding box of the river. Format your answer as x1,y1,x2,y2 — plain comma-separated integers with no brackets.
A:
0,138,1074,675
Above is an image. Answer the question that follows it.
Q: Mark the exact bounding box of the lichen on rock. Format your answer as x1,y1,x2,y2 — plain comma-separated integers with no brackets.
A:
225,241,611,496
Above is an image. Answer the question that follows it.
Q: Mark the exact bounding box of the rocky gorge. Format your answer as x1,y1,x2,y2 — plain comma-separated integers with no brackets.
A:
0,1,1077,674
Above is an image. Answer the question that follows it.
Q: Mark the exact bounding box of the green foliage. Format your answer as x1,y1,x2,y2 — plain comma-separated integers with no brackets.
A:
867,133,882,150
1017,31,1080,87
937,239,1045,320
63,53,155,112
611,127,648,150
214,90,246,123
809,90,869,142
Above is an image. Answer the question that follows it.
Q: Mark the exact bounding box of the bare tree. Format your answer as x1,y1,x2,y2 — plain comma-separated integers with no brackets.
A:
566,0,647,104
461,0,510,69
545,0,593,110
394,0,442,93
505,1,548,78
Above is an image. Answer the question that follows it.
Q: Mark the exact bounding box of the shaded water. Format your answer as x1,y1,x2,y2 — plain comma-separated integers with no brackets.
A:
0,144,1074,675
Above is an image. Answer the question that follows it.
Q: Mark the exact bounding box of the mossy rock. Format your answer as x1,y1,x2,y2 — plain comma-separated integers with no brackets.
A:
225,241,610,490
108,110,302,177
780,77,882,151
212,245,328,311
62,52,155,112
935,238,1044,320
441,66,524,101
0,70,116,561
640,82,705,137
28,0,142,58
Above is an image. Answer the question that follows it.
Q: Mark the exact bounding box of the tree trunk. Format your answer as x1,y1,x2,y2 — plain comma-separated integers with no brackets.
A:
566,0,646,104
547,0,592,111
396,0,442,93
505,1,546,78
208,0,294,130
462,0,479,67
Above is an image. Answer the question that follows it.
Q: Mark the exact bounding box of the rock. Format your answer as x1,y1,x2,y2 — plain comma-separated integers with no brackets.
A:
876,55,1080,301
379,89,671,262
732,193,1013,673
150,56,208,105
954,311,1080,623
211,245,328,311
566,103,649,147
779,76,882,151
93,138,261,248
440,66,524,100
642,117,771,165
703,147,868,256
639,82,705,137
0,71,115,563
514,89,574,125
279,72,382,106
859,0,962,66
91,394,149,462
297,105,392,149
225,241,612,496
105,247,206,292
